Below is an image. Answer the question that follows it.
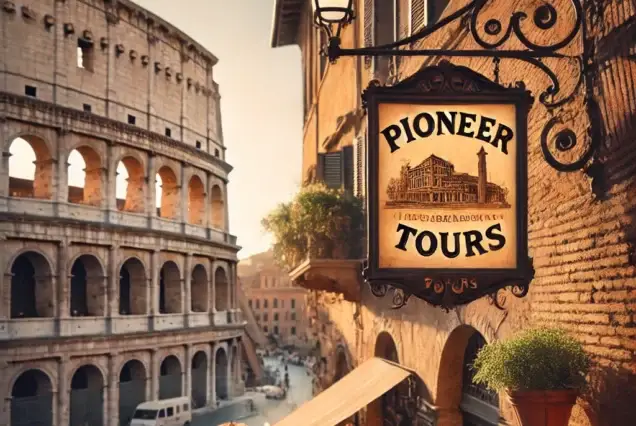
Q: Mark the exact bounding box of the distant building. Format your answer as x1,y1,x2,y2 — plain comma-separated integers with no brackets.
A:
239,251,310,347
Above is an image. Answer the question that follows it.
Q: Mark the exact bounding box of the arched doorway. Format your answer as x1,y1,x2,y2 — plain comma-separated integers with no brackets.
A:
191,264,208,312
210,185,224,229
67,146,102,206
119,258,147,315
159,261,182,314
368,332,402,426
215,348,228,400
70,255,105,317
116,156,145,213
8,136,53,199
436,326,500,426
118,360,146,426
10,251,54,318
187,175,205,225
191,351,208,409
155,166,179,219
159,356,182,399
10,369,53,426
70,364,104,426
214,267,228,312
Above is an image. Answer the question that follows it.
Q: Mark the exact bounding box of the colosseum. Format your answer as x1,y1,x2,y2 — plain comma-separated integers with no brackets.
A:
0,1,246,425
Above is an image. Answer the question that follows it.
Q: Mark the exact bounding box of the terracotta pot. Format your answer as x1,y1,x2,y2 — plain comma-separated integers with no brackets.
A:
507,389,579,426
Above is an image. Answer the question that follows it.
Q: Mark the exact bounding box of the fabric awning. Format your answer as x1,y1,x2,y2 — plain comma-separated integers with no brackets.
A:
274,357,412,426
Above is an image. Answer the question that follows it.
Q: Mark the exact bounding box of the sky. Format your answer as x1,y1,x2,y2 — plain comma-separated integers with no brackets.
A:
9,0,303,260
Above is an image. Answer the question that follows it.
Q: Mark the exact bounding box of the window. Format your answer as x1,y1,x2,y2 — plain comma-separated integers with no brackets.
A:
274,325,279,334
273,298,278,308
77,38,94,71
264,325,268,333
196,141,202,149
291,326,296,335
255,314,260,321
291,312,296,321
25,85,37,97
274,313,279,321
264,299,268,308
166,407,173,417
183,404,188,411
158,410,165,418
317,146,354,191
165,127,172,137
128,114,136,125
83,103,92,112
255,299,260,309
214,148,220,157
248,299,252,308
291,299,296,309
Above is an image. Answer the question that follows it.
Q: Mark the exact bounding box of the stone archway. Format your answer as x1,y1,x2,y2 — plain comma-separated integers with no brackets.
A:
159,261,182,314
67,146,102,206
367,331,400,426
215,348,229,400
10,369,53,426
8,135,53,199
156,166,179,219
70,254,105,317
191,351,208,409
159,355,182,399
119,258,147,315
10,251,54,318
70,364,104,426
210,185,224,229
436,325,500,426
191,264,208,312
116,156,145,213
118,360,146,426
187,175,205,225
214,267,228,312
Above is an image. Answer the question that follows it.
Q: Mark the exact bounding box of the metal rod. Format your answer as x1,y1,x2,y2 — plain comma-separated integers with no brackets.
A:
330,46,568,60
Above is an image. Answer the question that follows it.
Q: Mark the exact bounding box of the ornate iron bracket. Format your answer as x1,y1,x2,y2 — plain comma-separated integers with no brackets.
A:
319,0,604,180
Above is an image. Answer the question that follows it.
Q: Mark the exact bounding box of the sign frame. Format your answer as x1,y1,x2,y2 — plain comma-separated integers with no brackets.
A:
362,61,535,309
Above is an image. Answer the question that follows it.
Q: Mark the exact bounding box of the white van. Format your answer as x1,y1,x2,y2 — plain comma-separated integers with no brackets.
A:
129,396,191,426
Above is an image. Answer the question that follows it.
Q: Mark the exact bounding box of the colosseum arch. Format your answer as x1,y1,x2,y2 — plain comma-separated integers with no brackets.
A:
70,364,104,426
159,355,182,399
190,264,208,312
7,135,53,199
159,261,182,314
187,174,205,225
210,184,224,229
155,166,179,219
69,254,106,317
9,250,55,318
119,258,147,315
116,156,146,213
436,325,500,426
214,347,229,400
191,351,208,408
67,145,103,207
10,368,54,426
214,266,229,312
119,359,147,426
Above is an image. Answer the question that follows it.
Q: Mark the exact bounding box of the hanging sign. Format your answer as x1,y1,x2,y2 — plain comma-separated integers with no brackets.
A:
362,61,534,308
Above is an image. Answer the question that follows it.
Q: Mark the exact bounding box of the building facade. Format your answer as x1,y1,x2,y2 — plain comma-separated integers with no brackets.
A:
271,0,636,425
0,1,245,426
239,251,309,348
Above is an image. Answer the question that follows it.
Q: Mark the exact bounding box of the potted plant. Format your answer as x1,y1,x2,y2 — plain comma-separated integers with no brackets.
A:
472,327,590,426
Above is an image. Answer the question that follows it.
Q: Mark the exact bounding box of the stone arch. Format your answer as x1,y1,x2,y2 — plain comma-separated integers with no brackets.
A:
9,251,55,318
70,364,104,426
116,155,146,213
7,135,53,199
191,351,208,408
155,166,179,219
191,264,208,312
214,266,229,312
436,325,500,426
10,369,54,426
119,359,146,426
187,174,205,225
367,331,401,426
119,257,147,315
159,261,182,314
214,347,229,400
69,254,106,317
374,331,399,362
159,355,182,399
210,184,224,229
67,145,102,207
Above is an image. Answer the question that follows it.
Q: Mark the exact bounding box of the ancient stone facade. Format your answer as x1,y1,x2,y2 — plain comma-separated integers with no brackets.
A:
272,1,636,425
0,1,245,426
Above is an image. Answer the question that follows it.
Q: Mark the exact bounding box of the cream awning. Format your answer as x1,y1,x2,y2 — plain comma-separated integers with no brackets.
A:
274,357,412,426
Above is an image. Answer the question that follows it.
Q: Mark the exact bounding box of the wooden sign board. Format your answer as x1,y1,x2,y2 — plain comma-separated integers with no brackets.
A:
363,61,534,308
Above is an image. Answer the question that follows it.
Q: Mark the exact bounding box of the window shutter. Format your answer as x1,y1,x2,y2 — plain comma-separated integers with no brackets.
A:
363,0,374,69
353,136,366,198
411,0,426,34
323,151,343,189
342,145,354,194
396,0,410,67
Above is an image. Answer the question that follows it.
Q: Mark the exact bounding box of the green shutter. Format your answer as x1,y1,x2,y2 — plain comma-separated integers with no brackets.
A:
342,145,354,193
323,151,343,189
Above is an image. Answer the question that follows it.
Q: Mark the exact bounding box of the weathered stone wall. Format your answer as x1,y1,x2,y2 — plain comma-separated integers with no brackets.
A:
301,1,636,425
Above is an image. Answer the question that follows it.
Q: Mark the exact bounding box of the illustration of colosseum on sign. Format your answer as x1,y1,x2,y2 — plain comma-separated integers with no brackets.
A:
386,147,511,209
